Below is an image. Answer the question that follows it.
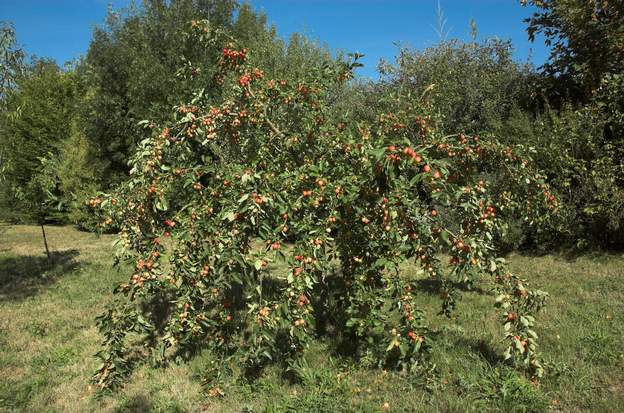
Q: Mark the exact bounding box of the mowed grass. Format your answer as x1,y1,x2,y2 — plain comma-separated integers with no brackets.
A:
0,224,623,412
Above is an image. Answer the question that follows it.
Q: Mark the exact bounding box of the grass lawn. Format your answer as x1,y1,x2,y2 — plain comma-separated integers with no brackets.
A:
0,224,623,412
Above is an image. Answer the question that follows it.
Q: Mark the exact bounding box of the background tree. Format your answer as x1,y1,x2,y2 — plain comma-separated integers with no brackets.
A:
0,21,25,102
13,156,61,259
80,0,237,187
374,35,534,137
522,0,624,104
519,0,624,247
0,59,79,224
55,122,105,230
0,21,25,190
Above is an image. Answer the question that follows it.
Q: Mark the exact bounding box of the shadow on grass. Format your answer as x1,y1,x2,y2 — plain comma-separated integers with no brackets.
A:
0,250,80,302
464,337,505,365
113,393,153,413
513,243,624,263
414,278,490,296
99,267,507,388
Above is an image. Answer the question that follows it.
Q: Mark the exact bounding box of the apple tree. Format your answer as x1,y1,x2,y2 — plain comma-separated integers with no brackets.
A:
90,21,555,390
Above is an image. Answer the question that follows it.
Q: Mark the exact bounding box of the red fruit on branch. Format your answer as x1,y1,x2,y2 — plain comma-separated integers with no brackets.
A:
239,74,251,87
164,219,175,228
298,293,309,307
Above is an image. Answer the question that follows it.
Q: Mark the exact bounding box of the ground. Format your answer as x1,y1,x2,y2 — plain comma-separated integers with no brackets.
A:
0,224,623,412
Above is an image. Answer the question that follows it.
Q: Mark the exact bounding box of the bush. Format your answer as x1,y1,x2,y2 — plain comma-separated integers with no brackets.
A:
376,36,534,136
90,21,553,390
514,73,624,248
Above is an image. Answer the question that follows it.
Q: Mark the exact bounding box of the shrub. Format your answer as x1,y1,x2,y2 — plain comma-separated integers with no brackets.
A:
375,36,534,136
90,21,554,390
515,73,624,248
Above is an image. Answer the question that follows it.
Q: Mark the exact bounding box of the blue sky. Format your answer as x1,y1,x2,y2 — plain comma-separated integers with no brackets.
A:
0,0,549,78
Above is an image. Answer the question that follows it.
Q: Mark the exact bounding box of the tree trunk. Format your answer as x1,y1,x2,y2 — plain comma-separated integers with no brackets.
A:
41,224,51,261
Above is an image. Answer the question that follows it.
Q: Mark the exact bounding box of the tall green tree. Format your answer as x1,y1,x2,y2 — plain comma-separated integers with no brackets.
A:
0,21,25,186
522,0,624,103
519,0,624,247
364,35,534,136
0,22,25,103
0,57,86,255
0,59,79,224
233,3,334,80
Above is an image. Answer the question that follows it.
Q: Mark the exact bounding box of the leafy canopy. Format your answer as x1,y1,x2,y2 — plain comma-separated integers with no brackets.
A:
90,21,554,390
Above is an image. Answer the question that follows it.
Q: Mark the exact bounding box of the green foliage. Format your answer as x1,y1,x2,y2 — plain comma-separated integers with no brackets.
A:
0,22,24,211
55,124,105,230
511,1,624,248
0,59,78,224
522,0,624,103
516,73,624,248
365,22,624,249
0,21,25,103
13,156,61,224
89,23,553,391
81,0,235,186
376,36,534,135
339,38,561,251
80,0,333,188
233,3,335,82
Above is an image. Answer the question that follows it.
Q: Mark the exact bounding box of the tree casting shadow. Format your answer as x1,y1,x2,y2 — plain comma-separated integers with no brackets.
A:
0,249,80,302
